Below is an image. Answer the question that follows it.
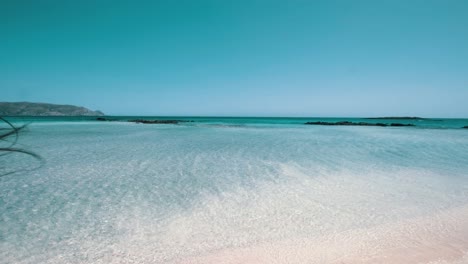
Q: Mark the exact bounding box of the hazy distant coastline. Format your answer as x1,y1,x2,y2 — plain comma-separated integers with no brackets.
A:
0,102,104,116
364,116,425,120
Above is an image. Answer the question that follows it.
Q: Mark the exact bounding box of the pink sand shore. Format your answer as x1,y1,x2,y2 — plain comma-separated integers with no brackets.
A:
172,205,468,264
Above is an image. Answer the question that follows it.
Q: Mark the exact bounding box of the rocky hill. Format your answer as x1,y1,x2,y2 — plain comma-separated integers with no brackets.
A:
0,102,104,116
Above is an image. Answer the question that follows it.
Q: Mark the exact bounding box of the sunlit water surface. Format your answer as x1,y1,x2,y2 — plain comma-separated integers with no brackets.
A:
1,119,468,263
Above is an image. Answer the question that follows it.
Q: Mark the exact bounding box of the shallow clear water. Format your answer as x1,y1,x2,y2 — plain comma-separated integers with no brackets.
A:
5,116,468,128
1,118,468,263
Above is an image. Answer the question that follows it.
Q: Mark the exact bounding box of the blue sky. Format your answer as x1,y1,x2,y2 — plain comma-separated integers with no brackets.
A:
1,0,468,117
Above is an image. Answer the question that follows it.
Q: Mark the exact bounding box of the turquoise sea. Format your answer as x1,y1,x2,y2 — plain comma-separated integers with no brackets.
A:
4,116,468,128
1,117,468,263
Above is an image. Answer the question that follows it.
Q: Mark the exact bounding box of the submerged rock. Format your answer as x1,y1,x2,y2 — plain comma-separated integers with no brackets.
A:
96,117,115,121
304,121,415,127
128,119,192,124
462,126,468,129
390,123,415,127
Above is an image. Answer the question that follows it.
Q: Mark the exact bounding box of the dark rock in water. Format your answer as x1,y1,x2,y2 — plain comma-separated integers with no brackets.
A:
304,121,336,126
462,126,468,129
128,119,192,124
96,117,115,121
304,121,415,127
375,123,387,127
390,123,415,127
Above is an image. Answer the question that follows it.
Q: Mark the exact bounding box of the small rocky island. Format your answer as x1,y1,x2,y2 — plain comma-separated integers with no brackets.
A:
305,121,415,127
0,102,104,116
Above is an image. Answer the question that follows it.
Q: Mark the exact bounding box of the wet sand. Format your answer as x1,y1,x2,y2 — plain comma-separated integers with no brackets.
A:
173,205,468,264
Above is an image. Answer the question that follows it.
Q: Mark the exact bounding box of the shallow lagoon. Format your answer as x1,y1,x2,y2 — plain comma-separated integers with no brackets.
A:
1,118,468,263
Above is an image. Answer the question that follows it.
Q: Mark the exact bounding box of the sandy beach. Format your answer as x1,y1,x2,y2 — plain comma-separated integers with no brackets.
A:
173,205,468,264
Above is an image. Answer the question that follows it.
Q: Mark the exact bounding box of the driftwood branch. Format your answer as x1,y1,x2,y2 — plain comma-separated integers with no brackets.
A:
0,117,43,177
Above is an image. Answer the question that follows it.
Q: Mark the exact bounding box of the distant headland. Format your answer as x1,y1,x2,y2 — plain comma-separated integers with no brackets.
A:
0,102,104,116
